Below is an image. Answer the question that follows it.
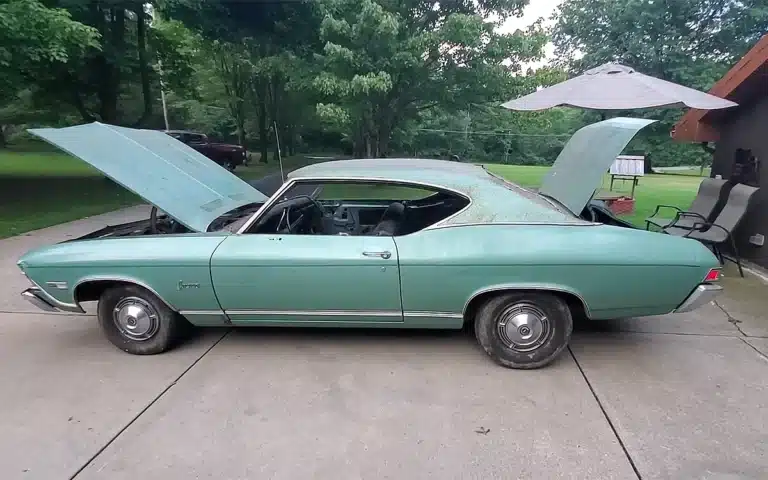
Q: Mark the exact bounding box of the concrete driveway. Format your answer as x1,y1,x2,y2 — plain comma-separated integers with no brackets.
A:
1,208,766,479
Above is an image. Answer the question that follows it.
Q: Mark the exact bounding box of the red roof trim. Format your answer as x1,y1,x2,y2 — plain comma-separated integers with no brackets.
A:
672,34,768,143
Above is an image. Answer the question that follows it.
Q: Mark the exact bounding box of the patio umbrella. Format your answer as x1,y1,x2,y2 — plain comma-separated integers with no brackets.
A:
501,63,738,111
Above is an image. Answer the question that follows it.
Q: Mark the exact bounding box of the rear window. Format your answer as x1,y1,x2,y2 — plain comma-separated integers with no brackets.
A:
484,170,578,217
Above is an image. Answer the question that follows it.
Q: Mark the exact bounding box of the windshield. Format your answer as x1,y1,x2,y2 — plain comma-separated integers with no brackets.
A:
208,202,265,232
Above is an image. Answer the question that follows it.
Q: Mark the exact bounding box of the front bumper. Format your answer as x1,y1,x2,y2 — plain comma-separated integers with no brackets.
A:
21,287,84,314
674,284,723,313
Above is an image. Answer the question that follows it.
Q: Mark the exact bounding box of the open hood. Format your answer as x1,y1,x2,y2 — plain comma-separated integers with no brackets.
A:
539,117,656,214
29,122,268,232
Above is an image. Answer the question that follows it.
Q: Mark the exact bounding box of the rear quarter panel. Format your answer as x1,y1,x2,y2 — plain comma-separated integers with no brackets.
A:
393,224,719,320
18,234,227,312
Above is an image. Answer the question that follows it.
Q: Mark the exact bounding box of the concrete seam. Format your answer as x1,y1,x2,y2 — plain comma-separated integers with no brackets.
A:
69,329,231,479
739,337,768,362
0,310,96,316
607,330,742,338
568,346,642,479
712,300,747,336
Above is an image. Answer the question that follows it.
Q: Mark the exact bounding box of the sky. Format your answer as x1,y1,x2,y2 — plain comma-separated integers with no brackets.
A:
496,0,564,69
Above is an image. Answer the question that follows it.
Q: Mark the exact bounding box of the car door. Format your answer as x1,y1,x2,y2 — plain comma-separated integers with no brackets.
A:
210,233,403,324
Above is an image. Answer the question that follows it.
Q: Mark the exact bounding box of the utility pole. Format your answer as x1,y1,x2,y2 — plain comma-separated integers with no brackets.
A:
148,3,169,130
158,60,170,130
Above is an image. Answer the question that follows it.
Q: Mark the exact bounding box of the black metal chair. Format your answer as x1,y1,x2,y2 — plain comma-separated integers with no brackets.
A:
664,183,759,277
645,177,727,230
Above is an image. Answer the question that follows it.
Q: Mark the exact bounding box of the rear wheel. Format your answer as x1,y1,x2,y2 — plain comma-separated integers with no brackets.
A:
97,285,186,355
474,292,573,369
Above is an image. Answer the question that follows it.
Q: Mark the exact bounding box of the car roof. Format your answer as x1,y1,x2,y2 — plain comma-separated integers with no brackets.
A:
289,158,586,226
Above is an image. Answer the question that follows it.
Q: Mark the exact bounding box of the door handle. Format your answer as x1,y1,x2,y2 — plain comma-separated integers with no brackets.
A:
363,251,392,259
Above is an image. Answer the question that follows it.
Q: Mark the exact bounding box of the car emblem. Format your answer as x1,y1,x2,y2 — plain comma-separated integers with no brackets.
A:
177,281,200,290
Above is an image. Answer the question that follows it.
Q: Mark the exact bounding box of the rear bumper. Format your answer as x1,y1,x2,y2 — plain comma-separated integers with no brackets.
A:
21,287,84,314
674,284,723,313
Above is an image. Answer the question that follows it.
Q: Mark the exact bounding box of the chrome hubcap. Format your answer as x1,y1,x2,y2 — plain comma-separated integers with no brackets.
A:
113,297,159,341
497,302,550,352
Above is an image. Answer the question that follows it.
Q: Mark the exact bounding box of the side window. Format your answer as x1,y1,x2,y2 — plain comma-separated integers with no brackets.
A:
245,180,469,236
187,134,206,144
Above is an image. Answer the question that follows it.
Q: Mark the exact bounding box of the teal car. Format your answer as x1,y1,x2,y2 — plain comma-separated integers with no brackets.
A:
17,118,722,369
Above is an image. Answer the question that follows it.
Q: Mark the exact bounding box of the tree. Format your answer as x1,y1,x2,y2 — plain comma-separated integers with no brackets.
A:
0,0,99,145
312,0,547,158
24,1,195,127
164,0,323,160
550,0,768,166
207,40,251,147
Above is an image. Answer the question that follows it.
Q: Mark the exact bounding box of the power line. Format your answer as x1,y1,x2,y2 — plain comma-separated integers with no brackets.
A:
414,128,572,137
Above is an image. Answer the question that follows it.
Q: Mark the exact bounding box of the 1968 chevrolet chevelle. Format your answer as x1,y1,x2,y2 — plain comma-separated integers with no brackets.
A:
17,118,722,369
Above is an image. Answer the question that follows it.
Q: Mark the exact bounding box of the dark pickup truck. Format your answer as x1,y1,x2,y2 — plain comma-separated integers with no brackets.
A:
165,130,247,171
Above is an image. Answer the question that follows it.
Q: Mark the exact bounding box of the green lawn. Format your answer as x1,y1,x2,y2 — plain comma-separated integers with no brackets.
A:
0,150,703,238
0,151,140,238
0,150,325,238
487,164,703,226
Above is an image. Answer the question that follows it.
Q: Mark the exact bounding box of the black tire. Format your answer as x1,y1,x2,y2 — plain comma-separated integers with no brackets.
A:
97,284,186,355
474,292,573,369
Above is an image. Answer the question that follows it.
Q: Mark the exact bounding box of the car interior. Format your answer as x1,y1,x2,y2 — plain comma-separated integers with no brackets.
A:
245,181,471,236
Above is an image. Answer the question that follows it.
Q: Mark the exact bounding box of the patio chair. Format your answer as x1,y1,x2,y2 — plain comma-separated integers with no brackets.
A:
664,183,760,277
645,177,727,230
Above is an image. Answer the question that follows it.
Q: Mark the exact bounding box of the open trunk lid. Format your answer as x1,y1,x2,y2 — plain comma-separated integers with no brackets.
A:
538,117,656,215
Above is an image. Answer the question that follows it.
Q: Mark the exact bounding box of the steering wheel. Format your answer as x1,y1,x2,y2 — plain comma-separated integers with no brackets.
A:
149,206,183,234
282,196,326,233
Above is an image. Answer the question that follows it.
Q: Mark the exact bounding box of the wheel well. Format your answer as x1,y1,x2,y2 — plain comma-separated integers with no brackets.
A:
462,289,589,325
74,280,174,311
74,280,131,305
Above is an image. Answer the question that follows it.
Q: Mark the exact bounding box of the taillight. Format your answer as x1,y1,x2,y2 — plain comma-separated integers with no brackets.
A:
704,268,721,282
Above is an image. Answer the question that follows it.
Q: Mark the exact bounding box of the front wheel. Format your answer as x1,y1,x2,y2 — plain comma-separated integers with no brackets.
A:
97,285,187,355
474,292,573,369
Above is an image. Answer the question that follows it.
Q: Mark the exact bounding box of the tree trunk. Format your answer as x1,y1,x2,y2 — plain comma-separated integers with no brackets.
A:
286,123,295,156
364,133,372,158
97,6,125,124
133,2,152,127
268,76,282,162
377,122,392,158
256,92,269,163
0,125,7,148
236,122,247,147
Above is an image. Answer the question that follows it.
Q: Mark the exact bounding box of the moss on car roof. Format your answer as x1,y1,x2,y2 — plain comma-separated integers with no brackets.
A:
289,158,586,226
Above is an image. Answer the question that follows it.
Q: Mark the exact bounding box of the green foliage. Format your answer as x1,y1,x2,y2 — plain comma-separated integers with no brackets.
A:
313,0,547,157
0,0,99,120
0,0,99,73
2,0,765,169
550,0,767,167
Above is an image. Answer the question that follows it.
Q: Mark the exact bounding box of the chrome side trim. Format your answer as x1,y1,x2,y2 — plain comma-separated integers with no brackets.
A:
225,309,403,317
462,285,592,318
673,284,723,313
426,221,599,231
25,279,84,313
45,281,69,290
179,310,225,316
72,276,178,312
403,311,463,319
236,176,473,234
